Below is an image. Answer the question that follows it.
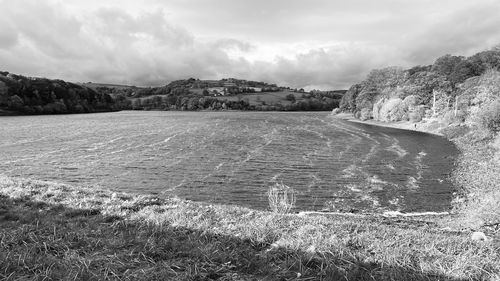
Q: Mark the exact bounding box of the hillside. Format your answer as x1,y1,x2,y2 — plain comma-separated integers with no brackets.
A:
108,77,345,111
337,48,500,229
0,72,124,115
338,49,500,126
0,73,345,114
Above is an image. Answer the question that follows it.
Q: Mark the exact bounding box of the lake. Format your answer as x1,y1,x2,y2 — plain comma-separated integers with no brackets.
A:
0,111,458,212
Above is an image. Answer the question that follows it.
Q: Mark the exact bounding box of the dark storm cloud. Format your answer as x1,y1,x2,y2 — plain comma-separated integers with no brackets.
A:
1,0,499,89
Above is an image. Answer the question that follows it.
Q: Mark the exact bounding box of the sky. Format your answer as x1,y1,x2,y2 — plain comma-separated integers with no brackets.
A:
1,0,499,90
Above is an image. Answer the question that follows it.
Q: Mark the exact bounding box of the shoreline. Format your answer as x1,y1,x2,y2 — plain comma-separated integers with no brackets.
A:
1,175,498,280
332,112,444,136
332,111,500,233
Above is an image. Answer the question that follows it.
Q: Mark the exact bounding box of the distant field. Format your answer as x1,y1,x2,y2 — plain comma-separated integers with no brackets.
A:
128,91,303,105
81,82,141,90
215,91,304,106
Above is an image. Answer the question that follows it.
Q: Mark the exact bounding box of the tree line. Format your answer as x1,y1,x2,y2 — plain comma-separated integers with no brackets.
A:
0,72,122,114
338,48,500,133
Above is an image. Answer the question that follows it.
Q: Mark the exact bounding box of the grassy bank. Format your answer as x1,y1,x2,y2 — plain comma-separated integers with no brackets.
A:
1,175,499,280
450,129,500,230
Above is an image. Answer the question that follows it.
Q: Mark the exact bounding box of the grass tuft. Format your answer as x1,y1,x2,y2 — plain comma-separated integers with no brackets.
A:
267,182,296,214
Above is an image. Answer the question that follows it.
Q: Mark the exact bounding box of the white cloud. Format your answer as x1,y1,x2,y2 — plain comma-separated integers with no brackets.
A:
0,0,499,89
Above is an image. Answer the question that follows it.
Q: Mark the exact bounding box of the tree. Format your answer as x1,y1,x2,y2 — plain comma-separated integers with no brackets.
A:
363,66,406,92
9,95,24,110
432,54,464,76
132,99,142,110
285,93,296,102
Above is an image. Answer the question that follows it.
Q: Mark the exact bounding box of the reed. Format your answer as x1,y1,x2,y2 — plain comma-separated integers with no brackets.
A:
267,182,296,214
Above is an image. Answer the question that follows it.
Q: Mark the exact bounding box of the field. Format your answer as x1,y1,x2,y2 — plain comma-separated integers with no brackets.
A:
179,89,306,106
80,82,142,90
214,91,305,106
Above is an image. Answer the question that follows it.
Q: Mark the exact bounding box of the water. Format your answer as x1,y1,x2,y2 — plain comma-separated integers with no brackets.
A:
0,111,458,212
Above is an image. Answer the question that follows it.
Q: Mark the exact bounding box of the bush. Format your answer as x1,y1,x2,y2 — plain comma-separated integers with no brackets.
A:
339,84,362,112
267,182,296,214
285,94,296,102
478,100,500,132
359,108,372,120
443,110,466,125
378,98,404,121
372,98,385,121
440,125,470,139
8,95,24,110
402,95,418,109
408,111,423,122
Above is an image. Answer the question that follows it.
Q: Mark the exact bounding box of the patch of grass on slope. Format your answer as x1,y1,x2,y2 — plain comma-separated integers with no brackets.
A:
0,175,499,280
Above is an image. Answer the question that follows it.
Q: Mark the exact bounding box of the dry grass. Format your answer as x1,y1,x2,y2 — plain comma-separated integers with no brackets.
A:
450,128,500,231
1,175,499,280
267,182,296,214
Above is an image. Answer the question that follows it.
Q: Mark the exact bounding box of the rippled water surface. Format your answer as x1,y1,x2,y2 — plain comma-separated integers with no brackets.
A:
0,111,458,212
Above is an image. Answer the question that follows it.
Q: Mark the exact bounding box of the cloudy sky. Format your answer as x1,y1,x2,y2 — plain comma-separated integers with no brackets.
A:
1,0,499,89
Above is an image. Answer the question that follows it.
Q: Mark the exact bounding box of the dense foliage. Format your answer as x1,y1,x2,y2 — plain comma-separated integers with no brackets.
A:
0,72,121,115
339,48,500,128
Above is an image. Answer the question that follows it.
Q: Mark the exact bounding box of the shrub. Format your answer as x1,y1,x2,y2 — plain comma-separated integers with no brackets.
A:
439,125,470,139
378,98,404,121
8,95,24,110
443,110,466,125
359,108,372,120
267,182,296,214
285,94,296,102
339,84,362,112
402,95,418,109
478,100,500,132
372,98,385,121
408,111,423,122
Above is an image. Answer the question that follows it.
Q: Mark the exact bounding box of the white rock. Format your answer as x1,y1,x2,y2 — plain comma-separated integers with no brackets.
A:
471,231,488,241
